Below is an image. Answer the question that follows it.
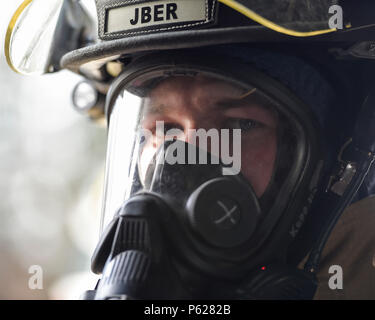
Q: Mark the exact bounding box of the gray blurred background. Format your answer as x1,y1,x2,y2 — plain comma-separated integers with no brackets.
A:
0,0,107,299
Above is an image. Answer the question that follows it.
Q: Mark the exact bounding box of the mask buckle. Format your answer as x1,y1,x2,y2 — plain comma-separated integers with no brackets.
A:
327,138,357,196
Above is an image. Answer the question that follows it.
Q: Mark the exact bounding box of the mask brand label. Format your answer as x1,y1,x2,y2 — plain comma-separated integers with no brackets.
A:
103,0,216,38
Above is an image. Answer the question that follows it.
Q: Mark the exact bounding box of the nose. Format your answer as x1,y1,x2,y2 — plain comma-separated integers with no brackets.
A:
179,118,218,156
184,121,198,145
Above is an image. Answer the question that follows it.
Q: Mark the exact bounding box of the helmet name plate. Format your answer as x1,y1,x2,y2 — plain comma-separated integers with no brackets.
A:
101,0,217,39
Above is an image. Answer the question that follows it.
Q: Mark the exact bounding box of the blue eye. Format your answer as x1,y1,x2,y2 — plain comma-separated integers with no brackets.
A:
227,119,259,131
238,119,256,131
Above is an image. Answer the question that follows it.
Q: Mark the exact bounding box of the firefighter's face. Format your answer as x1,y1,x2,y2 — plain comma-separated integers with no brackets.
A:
139,76,278,196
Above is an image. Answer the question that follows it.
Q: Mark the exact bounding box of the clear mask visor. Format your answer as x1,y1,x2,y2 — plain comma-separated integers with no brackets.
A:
101,68,294,232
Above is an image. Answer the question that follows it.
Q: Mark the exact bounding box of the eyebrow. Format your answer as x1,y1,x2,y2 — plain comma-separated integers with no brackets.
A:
144,100,255,118
144,89,260,115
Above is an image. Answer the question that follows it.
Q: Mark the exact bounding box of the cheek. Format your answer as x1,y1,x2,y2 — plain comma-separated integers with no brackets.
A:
240,129,277,197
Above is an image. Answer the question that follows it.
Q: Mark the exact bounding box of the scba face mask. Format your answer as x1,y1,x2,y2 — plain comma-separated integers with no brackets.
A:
91,52,324,300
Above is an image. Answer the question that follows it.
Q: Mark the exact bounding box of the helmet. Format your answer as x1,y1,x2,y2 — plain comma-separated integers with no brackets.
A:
6,0,375,300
